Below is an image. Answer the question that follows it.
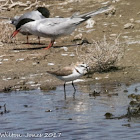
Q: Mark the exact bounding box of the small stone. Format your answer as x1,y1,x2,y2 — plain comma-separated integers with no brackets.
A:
68,118,72,120
128,93,136,98
129,101,138,105
117,83,121,86
135,88,138,92
108,93,118,97
80,38,90,45
124,23,134,29
105,7,116,16
86,19,95,28
123,89,128,92
0,112,3,115
89,90,100,97
19,85,29,91
130,18,134,22
104,112,113,119
24,105,28,108
40,84,56,91
45,110,52,112
74,33,83,40
122,124,131,127
3,86,12,93
136,95,140,101
105,89,108,93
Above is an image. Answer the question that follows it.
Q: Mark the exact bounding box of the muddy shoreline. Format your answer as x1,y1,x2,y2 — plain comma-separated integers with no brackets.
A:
0,0,140,92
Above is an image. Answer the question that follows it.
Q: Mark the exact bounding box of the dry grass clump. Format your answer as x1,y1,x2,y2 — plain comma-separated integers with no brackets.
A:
0,21,16,46
76,35,125,72
0,0,40,11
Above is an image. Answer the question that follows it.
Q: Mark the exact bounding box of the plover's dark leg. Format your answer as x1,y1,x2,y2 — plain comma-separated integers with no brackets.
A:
4,104,7,113
64,82,66,100
72,81,76,92
72,81,76,99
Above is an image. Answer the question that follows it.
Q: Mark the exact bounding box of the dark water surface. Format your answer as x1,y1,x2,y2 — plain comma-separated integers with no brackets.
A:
0,82,140,140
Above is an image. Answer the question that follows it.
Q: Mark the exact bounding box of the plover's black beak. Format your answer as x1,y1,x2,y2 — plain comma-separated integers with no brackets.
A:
86,66,90,72
11,30,19,39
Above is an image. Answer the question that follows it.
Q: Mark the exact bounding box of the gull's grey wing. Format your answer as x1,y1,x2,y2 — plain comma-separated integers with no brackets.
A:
36,17,83,37
38,18,69,26
18,11,43,22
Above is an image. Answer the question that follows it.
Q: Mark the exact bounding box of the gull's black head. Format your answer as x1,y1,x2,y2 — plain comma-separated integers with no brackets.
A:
37,7,50,18
16,18,35,30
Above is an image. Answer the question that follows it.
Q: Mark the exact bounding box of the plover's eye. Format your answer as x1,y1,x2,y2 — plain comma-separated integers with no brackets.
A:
80,65,85,68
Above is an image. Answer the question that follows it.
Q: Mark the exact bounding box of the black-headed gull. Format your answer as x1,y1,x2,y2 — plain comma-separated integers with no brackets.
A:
47,62,89,99
11,7,50,43
11,5,110,48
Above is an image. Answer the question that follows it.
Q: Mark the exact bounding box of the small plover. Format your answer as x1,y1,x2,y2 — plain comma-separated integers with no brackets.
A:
47,62,89,99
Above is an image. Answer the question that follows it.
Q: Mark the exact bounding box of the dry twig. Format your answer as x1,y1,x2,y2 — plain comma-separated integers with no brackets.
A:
0,0,40,11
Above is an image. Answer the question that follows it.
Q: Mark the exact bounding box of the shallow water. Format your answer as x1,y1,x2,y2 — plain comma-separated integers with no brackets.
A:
0,82,140,140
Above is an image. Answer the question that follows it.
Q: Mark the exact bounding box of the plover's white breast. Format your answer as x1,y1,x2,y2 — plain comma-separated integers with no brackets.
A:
58,69,83,82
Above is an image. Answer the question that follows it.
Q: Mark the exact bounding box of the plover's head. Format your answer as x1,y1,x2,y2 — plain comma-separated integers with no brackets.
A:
11,18,34,38
75,62,89,74
36,7,50,18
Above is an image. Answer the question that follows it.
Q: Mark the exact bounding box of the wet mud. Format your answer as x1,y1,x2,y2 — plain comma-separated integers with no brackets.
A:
0,0,140,92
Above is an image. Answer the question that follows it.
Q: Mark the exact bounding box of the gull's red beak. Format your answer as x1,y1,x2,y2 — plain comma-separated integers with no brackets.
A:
11,30,19,38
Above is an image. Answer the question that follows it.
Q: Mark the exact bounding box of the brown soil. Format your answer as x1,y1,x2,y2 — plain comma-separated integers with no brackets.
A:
0,0,140,92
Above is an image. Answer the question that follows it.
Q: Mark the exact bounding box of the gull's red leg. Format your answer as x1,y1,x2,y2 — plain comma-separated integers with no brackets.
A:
26,34,29,44
44,39,55,50
38,36,40,44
